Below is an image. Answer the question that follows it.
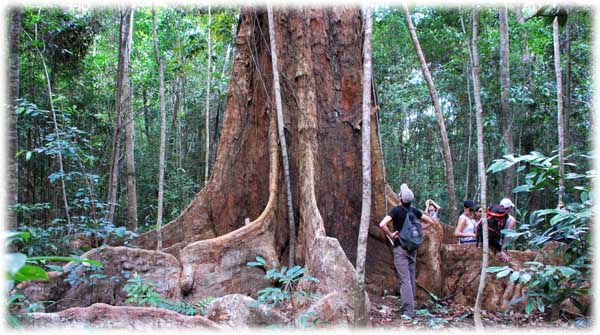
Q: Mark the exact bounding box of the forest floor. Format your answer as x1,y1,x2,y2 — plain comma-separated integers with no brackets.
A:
368,294,590,330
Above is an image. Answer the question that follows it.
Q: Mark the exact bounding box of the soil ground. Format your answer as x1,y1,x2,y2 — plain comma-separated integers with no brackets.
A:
368,294,590,330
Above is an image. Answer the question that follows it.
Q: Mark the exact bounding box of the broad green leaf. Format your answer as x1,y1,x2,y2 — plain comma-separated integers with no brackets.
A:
512,184,531,193
525,298,535,314
509,271,520,282
27,256,102,267
557,266,578,277
519,273,532,283
13,265,48,282
247,261,263,267
537,297,545,313
487,266,509,273
497,269,512,278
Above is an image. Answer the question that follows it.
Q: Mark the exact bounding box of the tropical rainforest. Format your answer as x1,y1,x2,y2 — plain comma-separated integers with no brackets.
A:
4,2,593,330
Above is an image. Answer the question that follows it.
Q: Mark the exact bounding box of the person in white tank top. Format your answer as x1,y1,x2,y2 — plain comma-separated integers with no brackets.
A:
455,200,478,245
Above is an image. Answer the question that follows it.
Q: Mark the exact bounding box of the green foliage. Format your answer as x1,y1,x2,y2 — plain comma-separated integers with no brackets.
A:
487,261,588,316
194,296,217,316
489,151,592,262
123,272,198,316
5,232,103,328
247,256,320,327
486,151,592,319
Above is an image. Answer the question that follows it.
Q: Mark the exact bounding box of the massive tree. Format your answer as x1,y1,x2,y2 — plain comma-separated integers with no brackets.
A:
133,7,397,308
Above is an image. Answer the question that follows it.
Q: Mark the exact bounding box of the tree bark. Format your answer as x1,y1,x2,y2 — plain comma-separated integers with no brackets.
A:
499,7,515,197
471,8,490,329
553,16,566,204
460,15,474,200
142,88,151,144
106,8,132,224
152,6,167,250
134,8,395,302
204,5,212,185
401,4,457,222
121,7,138,231
354,6,372,327
564,16,571,151
8,7,22,225
267,4,296,267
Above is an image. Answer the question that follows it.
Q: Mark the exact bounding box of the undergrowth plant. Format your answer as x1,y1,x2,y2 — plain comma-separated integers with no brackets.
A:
122,272,197,316
247,256,320,328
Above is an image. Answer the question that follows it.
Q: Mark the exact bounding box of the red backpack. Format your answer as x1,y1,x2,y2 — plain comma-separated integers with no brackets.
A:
476,205,509,253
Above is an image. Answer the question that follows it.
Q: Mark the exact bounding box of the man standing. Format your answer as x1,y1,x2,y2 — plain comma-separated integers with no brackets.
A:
378,184,436,318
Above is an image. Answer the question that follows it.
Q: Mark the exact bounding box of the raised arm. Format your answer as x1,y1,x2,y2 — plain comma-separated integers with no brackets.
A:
420,213,435,230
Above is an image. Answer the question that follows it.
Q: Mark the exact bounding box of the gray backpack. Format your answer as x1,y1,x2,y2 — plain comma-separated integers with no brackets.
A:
397,206,424,251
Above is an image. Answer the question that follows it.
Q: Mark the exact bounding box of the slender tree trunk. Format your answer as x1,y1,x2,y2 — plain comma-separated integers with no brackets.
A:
460,14,474,200
121,7,137,231
564,17,571,150
25,31,71,227
465,59,473,200
553,16,566,204
354,6,372,327
9,8,22,224
401,4,456,222
204,4,212,185
106,8,130,224
173,12,184,170
143,88,151,144
267,4,296,267
514,5,533,212
499,7,515,197
152,6,167,250
471,8,489,329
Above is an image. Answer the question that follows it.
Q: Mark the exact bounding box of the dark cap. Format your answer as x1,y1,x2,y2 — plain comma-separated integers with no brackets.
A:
463,200,476,210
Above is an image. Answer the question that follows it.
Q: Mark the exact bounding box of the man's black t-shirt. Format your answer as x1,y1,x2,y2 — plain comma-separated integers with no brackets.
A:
388,204,423,248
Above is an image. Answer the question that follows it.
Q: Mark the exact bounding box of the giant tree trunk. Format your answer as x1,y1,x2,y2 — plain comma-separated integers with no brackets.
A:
471,8,490,329
134,7,396,313
499,7,515,197
401,4,457,223
121,7,138,231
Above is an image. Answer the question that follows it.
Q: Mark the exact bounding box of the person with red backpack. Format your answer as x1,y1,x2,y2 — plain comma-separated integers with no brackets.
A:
378,184,437,318
476,198,517,262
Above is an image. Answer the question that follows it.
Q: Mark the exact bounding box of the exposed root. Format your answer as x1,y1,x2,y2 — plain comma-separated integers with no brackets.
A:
179,114,281,300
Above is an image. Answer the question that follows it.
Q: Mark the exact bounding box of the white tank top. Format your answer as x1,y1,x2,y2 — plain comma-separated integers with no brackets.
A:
459,213,477,243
